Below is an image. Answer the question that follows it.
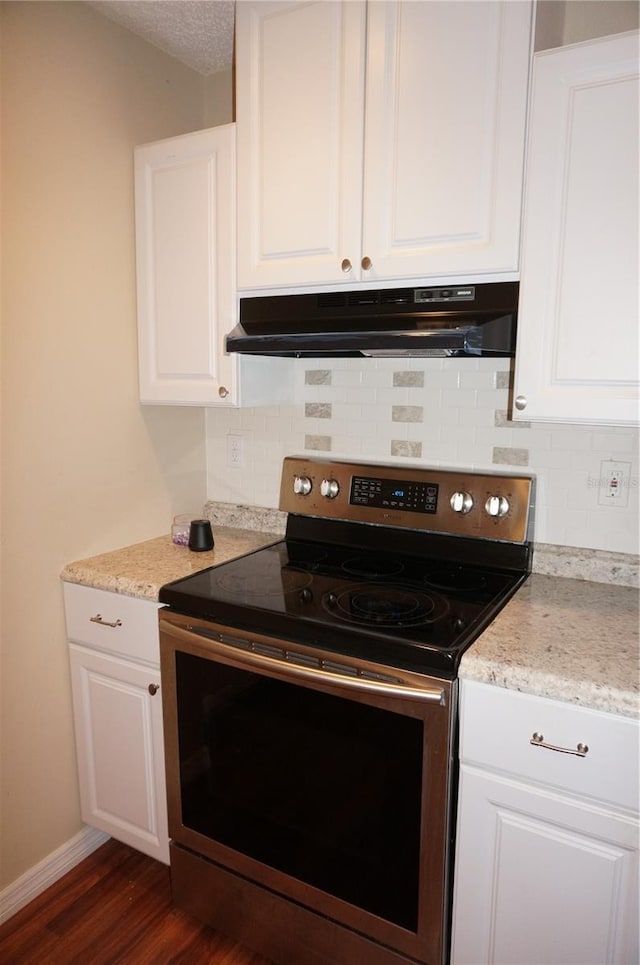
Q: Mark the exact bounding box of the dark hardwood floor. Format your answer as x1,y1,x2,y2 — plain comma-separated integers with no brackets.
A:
0,838,275,964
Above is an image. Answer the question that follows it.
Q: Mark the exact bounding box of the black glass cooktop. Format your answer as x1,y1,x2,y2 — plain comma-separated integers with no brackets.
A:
159,538,527,677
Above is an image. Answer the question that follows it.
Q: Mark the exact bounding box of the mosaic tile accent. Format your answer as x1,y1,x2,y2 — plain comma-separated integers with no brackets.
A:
391,440,423,458
305,434,332,451
493,447,529,466
392,405,424,423
393,371,425,387
305,369,332,385
495,409,531,429
495,370,511,389
305,403,332,419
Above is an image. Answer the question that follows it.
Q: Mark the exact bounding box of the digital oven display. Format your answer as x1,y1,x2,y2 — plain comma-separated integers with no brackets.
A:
350,476,439,514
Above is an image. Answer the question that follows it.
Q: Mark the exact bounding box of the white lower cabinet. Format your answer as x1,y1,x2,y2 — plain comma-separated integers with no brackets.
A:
63,583,169,864
451,680,639,965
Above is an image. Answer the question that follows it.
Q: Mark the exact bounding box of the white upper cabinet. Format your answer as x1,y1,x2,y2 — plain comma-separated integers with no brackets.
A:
135,125,237,404
513,31,640,426
236,0,533,290
135,125,292,406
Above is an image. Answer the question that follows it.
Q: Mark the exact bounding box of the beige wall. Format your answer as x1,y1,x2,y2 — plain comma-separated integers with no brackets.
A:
535,0,639,50
204,67,234,127
0,1,208,888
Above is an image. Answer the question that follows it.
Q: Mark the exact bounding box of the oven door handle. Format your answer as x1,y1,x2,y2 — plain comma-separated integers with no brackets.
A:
166,620,447,706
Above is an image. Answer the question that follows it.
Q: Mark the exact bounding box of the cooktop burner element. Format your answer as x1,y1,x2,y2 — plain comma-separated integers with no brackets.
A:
217,564,313,598
422,564,489,593
324,583,448,628
342,556,405,579
160,457,534,678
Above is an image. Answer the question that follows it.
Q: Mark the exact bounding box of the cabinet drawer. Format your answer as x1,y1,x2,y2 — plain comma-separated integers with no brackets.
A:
63,582,160,664
459,679,639,812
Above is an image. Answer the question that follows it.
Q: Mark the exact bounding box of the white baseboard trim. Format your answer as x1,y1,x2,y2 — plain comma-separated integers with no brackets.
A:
0,825,110,926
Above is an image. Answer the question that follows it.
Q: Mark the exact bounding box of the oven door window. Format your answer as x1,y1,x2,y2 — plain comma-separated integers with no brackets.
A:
175,652,423,931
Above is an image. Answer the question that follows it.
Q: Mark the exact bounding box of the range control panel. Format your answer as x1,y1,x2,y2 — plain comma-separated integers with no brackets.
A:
279,456,534,543
351,476,439,515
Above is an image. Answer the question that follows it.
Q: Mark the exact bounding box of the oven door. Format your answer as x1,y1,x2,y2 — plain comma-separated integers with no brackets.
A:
159,609,455,965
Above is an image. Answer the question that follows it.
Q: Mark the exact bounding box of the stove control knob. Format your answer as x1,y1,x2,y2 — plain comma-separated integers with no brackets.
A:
485,495,510,518
320,478,340,499
450,491,473,514
293,475,313,496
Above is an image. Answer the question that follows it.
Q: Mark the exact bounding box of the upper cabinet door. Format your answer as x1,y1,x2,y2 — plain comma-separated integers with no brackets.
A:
513,32,640,426
236,1,532,291
236,1,367,289
362,1,532,282
135,125,237,405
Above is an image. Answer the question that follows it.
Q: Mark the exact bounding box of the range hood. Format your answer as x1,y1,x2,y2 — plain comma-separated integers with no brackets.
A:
226,282,519,358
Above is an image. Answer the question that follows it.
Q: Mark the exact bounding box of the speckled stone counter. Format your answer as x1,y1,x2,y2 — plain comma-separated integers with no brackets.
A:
60,528,278,601
61,504,639,721
460,574,639,719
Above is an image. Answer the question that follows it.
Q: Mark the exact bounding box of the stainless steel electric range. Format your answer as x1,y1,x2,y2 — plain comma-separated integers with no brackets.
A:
158,457,535,965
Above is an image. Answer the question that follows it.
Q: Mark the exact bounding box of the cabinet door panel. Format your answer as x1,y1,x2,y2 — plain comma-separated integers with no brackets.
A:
451,766,639,965
363,1,532,279
69,645,169,864
135,125,237,404
514,32,639,425
236,0,366,287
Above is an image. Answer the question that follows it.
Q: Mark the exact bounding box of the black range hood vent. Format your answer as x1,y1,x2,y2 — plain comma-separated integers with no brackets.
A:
226,281,519,358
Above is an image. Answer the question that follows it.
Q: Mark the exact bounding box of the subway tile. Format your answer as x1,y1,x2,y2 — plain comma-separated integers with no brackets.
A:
591,431,638,452
458,406,492,427
346,419,379,438
393,371,425,387
495,409,531,429
332,369,363,387
360,368,393,388
391,440,423,458
380,387,408,405
492,447,529,466
459,370,498,389
305,369,332,385
345,387,378,405
305,402,332,419
441,388,478,409
305,434,332,451
333,402,364,422
392,405,424,423
495,370,512,390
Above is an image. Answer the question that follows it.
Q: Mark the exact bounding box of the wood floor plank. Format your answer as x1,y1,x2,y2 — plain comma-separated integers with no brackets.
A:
0,840,274,964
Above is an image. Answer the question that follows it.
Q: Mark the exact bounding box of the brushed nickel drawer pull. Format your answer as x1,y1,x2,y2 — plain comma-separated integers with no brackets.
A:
530,732,589,757
90,614,122,629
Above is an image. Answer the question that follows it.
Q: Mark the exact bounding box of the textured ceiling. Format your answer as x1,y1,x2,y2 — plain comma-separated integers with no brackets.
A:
87,1,235,75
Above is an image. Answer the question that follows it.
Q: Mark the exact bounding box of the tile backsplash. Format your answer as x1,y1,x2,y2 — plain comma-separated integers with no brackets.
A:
205,358,639,555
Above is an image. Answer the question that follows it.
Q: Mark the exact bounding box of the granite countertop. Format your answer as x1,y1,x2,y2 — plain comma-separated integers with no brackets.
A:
60,527,279,601
460,573,639,720
62,515,639,721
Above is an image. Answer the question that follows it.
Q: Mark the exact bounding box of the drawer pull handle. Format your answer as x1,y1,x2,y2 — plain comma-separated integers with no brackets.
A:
148,683,159,696
530,732,589,757
89,614,122,629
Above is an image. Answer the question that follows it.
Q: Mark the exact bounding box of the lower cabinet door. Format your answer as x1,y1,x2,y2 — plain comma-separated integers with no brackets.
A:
69,644,169,864
451,764,639,965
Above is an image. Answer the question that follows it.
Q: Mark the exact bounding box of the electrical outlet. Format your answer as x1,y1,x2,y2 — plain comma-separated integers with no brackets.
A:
598,460,631,507
227,434,244,467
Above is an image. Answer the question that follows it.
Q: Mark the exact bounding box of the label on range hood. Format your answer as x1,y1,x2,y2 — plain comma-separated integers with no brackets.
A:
415,286,475,303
